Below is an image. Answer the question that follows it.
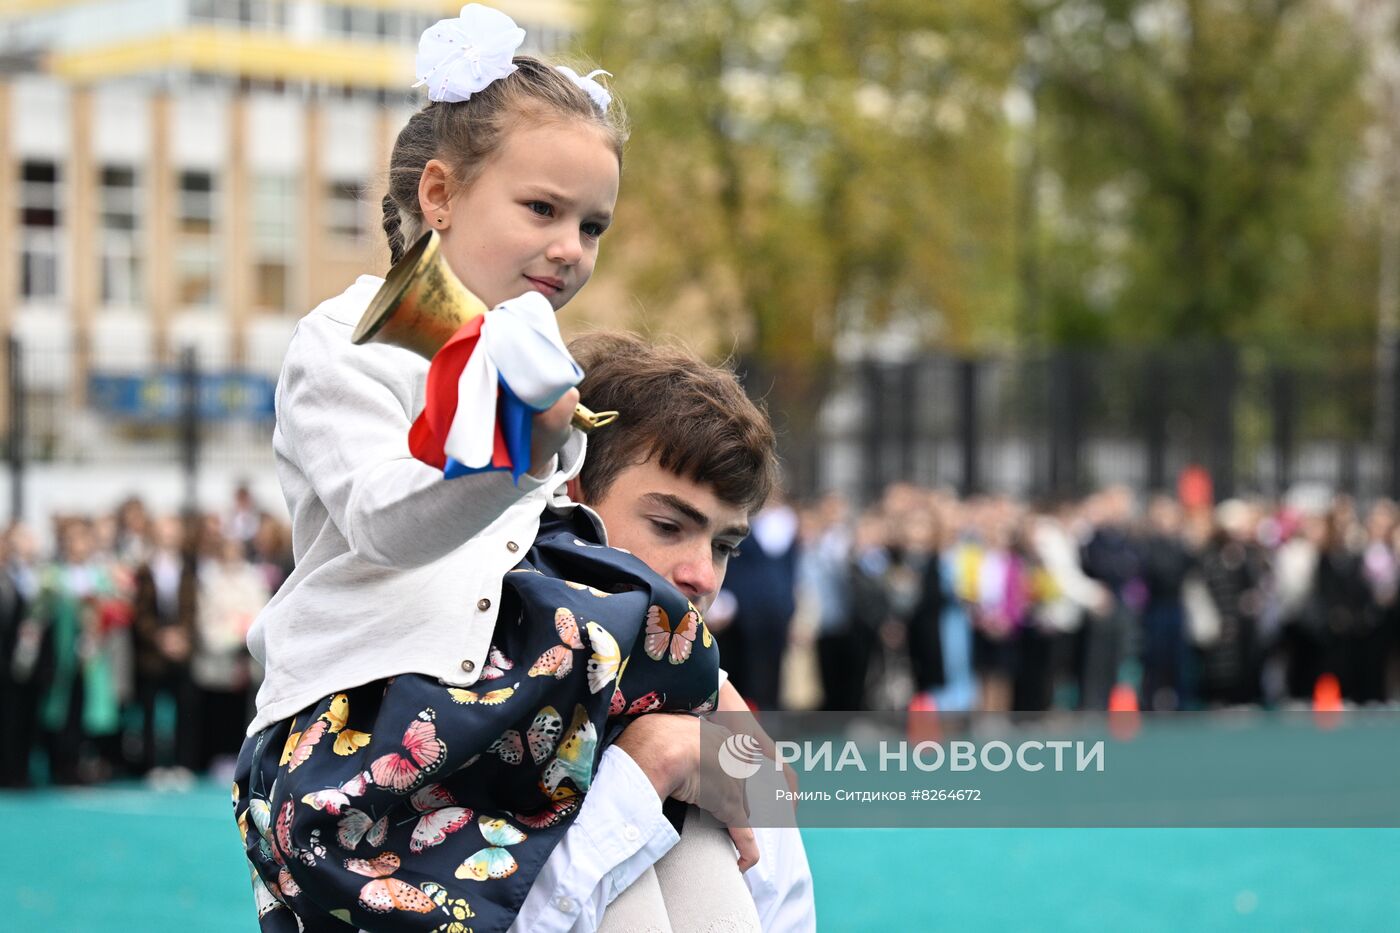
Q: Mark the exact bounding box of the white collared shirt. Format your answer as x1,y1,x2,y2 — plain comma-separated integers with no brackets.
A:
512,747,817,933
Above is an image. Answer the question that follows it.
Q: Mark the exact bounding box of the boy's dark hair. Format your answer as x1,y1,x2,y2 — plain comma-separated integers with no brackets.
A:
569,332,778,514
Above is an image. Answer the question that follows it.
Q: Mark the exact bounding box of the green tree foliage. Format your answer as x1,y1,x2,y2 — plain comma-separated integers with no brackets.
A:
1024,0,1373,344
582,0,1023,366
582,0,1379,364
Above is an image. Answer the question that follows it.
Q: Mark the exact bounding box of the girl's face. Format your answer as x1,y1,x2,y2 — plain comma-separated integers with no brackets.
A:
420,119,620,311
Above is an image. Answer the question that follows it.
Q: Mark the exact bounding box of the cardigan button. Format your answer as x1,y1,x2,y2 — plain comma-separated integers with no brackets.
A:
506,541,520,553
477,598,491,611
460,659,475,673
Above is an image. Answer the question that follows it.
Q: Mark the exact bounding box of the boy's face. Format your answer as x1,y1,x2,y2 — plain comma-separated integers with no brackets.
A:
576,460,750,614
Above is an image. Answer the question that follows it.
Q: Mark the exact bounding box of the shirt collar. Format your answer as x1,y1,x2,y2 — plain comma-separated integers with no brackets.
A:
546,431,609,545
322,276,387,326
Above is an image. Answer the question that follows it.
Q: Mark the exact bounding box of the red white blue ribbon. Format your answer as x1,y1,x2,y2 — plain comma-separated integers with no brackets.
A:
408,291,581,483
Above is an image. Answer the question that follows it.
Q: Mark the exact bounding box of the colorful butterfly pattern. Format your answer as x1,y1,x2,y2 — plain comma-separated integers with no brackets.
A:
529,608,584,679
526,706,563,764
346,851,437,913
541,704,597,797
250,865,285,918
695,688,719,714
369,709,446,794
478,646,514,682
644,604,700,665
455,816,527,881
280,717,328,771
248,797,273,841
607,656,633,715
625,690,666,715
337,808,389,850
233,510,722,931
320,693,374,756
301,770,370,815
422,881,477,933
301,828,328,866
407,784,474,853
447,683,516,706
585,621,620,695
277,865,301,899
512,792,581,830
486,729,524,766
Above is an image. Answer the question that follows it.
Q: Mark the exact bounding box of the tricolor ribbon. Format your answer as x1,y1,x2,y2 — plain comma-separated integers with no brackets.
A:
408,291,582,483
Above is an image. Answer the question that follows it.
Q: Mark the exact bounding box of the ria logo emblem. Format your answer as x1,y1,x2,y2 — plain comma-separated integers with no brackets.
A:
717,733,765,779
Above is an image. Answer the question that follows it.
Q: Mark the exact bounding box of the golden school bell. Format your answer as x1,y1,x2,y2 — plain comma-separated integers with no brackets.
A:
351,230,617,433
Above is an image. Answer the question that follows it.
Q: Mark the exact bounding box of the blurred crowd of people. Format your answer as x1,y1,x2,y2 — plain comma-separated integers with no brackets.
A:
8,477,1400,790
715,484,1400,717
0,486,291,789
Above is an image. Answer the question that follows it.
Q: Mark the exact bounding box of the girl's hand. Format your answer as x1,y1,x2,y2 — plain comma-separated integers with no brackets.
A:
528,388,579,479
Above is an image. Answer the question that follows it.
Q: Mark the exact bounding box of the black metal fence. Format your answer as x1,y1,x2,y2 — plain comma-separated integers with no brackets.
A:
0,337,281,521
802,341,1397,505
5,336,1395,514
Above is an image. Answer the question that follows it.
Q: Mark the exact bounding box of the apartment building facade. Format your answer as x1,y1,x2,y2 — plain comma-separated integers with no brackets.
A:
0,0,578,472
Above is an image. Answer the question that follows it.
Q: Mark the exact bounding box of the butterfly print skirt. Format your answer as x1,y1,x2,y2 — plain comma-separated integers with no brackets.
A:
233,510,721,932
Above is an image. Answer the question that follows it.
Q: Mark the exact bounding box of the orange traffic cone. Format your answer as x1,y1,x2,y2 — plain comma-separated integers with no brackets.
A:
1313,673,1342,729
1108,683,1139,712
907,692,942,746
1108,682,1141,740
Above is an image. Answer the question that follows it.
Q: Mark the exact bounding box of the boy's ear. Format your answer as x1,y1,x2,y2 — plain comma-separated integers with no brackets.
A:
565,477,583,503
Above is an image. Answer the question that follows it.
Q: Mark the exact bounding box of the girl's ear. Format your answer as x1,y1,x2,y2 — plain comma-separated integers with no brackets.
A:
418,159,455,227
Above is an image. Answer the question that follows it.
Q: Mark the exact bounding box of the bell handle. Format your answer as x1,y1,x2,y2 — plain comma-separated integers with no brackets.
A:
571,404,619,433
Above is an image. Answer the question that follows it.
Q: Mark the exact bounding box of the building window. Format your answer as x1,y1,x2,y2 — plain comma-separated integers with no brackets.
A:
188,0,217,23
323,4,380,40
180,170,215,233
402,13,436,43
323,4,351,36
178,169,219,308
239,76,288,95
370,9,397,39
20,160,62,302
189,0,286,29
100,165,143,308
253,174,297,312
326,180,364,243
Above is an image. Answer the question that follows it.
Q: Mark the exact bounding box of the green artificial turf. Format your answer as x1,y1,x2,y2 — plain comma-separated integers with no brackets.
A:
3,783,1397,931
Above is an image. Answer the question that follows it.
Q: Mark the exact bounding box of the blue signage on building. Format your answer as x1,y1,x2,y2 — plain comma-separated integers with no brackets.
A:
88,372,276,422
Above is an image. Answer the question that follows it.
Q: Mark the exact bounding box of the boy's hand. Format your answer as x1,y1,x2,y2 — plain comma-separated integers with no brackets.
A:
715,680,799,795
528,388,579,479
615,713,760,872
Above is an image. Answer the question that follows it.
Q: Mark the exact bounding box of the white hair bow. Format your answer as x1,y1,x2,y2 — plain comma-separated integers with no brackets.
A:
556,66,613,113
413,4,526,103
